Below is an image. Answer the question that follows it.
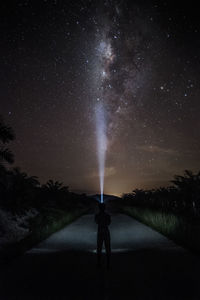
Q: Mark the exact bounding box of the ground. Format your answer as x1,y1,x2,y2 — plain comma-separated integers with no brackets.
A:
0,213,200,300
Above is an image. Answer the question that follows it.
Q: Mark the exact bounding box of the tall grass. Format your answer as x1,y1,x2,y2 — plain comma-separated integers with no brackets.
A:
123,206,200,252
1,207,89,262
28,207,89,243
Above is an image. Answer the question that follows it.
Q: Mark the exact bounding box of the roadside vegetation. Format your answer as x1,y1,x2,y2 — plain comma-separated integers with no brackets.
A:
117,170,200,251
0,116,93,260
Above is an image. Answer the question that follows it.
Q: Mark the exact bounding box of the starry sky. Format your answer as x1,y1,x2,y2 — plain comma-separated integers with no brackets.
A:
1,0,200,196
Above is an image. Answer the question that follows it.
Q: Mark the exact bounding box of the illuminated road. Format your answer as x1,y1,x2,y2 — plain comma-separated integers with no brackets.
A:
1,213,200,300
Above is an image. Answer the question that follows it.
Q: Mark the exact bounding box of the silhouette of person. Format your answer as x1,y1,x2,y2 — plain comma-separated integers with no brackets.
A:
95,202,111,269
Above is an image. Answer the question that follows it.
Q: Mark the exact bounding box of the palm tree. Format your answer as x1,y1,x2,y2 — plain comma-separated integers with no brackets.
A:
43,180,68,193
171,170,200,214
0,117,15,165
12,167,39,187
40,180,69,209
4,167,40,212
132,189,146,205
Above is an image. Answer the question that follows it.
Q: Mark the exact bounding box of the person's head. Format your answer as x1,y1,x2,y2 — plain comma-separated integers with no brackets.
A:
98,202,106,212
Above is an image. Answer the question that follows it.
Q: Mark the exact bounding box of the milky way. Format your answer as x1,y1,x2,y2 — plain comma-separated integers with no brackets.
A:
1,1,200,195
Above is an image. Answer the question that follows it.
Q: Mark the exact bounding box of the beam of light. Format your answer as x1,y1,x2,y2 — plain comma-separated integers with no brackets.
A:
95,102,107,203
94,39,114,203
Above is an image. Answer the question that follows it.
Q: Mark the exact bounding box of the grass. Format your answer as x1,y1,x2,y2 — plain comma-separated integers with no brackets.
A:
1,207,89,262
122,206,200,252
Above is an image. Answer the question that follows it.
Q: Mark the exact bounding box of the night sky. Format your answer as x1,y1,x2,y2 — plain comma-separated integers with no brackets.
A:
1,0,200,196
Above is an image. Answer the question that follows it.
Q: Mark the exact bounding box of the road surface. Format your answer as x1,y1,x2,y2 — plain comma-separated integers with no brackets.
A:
0,213,200,300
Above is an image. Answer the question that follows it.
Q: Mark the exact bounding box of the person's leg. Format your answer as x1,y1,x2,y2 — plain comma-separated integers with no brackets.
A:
104,231,111,269
97,233,103,266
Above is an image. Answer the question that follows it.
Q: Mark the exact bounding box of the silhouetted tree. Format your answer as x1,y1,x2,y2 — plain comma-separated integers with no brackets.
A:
122,170,200,217
3,167,40,213
171,170,200,215
42,180,68,193
40,180,70,209
0,117,15,166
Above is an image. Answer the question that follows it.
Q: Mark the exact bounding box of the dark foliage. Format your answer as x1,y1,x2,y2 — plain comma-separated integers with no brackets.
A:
0,165,93,214
0,117,15,166
121,170,200,218
0,117,93,215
